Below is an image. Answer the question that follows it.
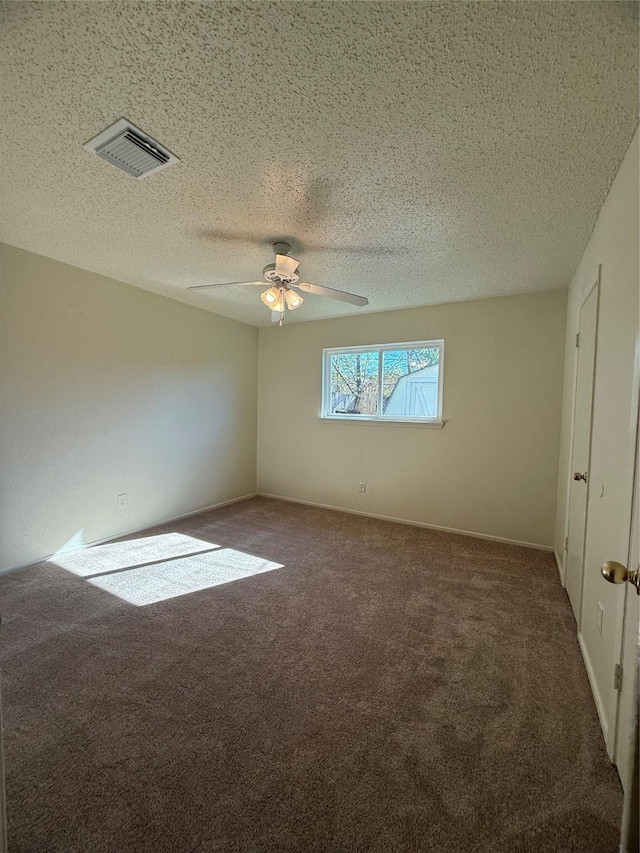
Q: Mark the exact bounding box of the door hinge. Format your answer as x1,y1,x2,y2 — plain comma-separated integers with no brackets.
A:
614,663,623,691
564,536,569,553
575,333,580,348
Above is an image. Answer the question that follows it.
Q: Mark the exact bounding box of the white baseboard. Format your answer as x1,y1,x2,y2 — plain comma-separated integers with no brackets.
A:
577,631,611,757
0,492,257,576
257,492,553,552
3,488,553,573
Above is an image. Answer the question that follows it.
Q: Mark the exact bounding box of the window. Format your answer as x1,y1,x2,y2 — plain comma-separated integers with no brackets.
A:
321,340,444,424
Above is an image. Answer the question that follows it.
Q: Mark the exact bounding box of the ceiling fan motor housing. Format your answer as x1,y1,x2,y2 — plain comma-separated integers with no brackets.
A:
262,263,300,285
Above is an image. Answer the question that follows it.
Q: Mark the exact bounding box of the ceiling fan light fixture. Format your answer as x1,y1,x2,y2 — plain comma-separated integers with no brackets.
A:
285,289,303,310
261,286,285,312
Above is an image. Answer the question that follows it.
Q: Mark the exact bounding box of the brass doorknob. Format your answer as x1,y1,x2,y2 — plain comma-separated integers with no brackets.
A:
573,471,588,482
601,561,640,594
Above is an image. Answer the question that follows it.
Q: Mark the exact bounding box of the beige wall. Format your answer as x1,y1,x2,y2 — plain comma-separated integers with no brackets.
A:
0,245,258,571
258,290,567,548
554,128,639,756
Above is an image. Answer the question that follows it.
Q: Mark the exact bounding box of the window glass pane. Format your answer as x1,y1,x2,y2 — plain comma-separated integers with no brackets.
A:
381,347,440,417
329,351,379,415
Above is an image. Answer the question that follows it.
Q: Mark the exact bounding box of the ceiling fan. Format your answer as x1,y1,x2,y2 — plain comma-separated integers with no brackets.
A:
187,242,369,324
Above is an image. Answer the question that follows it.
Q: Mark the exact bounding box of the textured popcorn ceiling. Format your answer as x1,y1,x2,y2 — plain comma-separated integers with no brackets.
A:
0,1,638,327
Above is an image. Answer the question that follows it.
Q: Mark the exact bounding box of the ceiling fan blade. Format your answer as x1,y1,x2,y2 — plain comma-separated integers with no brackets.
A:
295,282,368,307
186,281,264,291
275,253,299,279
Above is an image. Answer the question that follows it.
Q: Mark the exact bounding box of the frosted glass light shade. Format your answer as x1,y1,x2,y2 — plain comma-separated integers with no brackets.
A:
261,286,285,312
285,289,303,310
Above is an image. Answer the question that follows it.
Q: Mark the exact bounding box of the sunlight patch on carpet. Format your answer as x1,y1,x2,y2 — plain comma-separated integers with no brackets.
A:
50,532,220,577
87,548,284,606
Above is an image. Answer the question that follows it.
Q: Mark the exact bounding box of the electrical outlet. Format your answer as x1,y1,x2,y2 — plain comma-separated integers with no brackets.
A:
596,602,604,635
358,481,367,493
117,493,128,510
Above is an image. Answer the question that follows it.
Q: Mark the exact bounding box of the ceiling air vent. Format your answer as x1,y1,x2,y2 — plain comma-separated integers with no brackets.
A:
84,118,179,178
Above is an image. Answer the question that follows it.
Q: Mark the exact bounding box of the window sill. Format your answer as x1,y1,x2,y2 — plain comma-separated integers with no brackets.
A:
319,416,446,429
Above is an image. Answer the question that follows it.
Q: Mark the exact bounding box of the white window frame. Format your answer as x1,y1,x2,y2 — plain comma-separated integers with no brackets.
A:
321,340,444,425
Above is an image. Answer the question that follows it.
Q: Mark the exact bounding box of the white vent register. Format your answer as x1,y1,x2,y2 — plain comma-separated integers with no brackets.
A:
84,118,179,178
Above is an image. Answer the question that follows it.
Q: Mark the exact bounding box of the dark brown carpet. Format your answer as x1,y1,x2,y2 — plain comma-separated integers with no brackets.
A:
0,497,622,852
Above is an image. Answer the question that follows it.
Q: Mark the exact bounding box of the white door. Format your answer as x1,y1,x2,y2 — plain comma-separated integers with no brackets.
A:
578,254,638,760
600,400,639,853
606,400,640,795
565,281,599,624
